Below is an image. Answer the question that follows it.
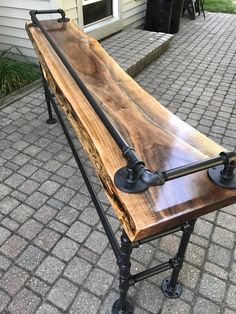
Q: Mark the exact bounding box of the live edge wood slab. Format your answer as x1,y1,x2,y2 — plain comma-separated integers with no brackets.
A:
26,20,236,241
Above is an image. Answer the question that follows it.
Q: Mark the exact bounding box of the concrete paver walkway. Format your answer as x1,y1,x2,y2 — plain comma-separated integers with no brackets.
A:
0,12,236,314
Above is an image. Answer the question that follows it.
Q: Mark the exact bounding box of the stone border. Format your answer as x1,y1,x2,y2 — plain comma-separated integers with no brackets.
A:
0,78,42,110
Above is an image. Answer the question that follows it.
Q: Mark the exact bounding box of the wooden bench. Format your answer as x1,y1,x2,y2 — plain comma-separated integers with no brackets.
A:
26,9,236,314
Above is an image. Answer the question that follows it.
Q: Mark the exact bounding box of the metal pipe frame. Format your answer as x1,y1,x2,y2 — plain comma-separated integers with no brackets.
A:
130,261,172,285
29,9,236,194
32,9,234,310
161,220,196,298
41,66,57,125
129,221,194,286
30,9,70,25
132,221,190,247
112,231,134,314
44,83,121,260
42,80,197,313
32,8,234,311
30,9,130,153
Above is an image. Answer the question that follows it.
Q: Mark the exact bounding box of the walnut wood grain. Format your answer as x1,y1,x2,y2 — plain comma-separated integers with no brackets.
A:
26,20,236,241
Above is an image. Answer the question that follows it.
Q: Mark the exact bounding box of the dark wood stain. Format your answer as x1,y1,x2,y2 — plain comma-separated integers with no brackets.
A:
26,20,236,241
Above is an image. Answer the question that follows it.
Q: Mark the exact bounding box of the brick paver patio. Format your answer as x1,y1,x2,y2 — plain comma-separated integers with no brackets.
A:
0,12,236,314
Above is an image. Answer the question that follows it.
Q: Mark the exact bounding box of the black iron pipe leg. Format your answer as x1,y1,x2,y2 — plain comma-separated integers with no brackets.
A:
41,71,57,125
112,231,134,314
162,220,196,298
45,86,57,125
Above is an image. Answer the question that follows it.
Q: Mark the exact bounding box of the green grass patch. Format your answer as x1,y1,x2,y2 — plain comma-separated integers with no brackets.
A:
0,47,40,98
204,0,236,13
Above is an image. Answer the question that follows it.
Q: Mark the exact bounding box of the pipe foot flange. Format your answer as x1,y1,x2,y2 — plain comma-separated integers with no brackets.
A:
208,165,236,188
161,276,182,298
114,167,148,193
46,118,57,125
112,299,134,314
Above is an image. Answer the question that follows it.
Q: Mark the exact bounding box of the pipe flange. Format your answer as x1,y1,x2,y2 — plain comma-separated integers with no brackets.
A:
208,165,236,188
114,167,148,193
112,299,134,314
161,277,182,299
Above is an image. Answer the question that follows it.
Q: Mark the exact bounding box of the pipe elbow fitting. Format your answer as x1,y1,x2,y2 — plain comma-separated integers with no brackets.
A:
140,170,165,186
220,151,236,165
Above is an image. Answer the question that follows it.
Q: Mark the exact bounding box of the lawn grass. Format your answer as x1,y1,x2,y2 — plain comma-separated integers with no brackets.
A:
0,47,40,98
204,0,236,13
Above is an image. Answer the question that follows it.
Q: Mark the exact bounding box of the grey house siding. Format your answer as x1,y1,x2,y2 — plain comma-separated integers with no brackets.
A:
0,0,147,60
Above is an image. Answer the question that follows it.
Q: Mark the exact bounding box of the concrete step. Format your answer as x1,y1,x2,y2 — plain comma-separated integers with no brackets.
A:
101,29,173,77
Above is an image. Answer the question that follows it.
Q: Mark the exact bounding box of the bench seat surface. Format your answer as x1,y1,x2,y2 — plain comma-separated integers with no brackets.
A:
26,20,236,241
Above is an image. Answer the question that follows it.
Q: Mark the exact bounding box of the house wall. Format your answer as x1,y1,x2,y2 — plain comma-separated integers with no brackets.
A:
58,0,80,23
0,0,53,61
0,0,147,61
122,0,146,29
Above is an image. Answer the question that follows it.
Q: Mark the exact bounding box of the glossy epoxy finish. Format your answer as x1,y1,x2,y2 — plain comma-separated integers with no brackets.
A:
26,20,236,240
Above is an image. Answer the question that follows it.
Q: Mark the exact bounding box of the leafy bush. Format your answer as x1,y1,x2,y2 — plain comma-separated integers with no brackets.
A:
0,47,40,98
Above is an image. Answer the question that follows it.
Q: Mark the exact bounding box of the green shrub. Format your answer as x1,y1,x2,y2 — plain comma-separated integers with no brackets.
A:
0,47,40,98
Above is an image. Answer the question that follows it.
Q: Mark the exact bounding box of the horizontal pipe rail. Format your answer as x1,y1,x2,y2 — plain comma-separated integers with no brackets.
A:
133,222,190,248
29,10,131,154
30,9,70,27
163,155,225,181
129,261,172,285
30,9,236,193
